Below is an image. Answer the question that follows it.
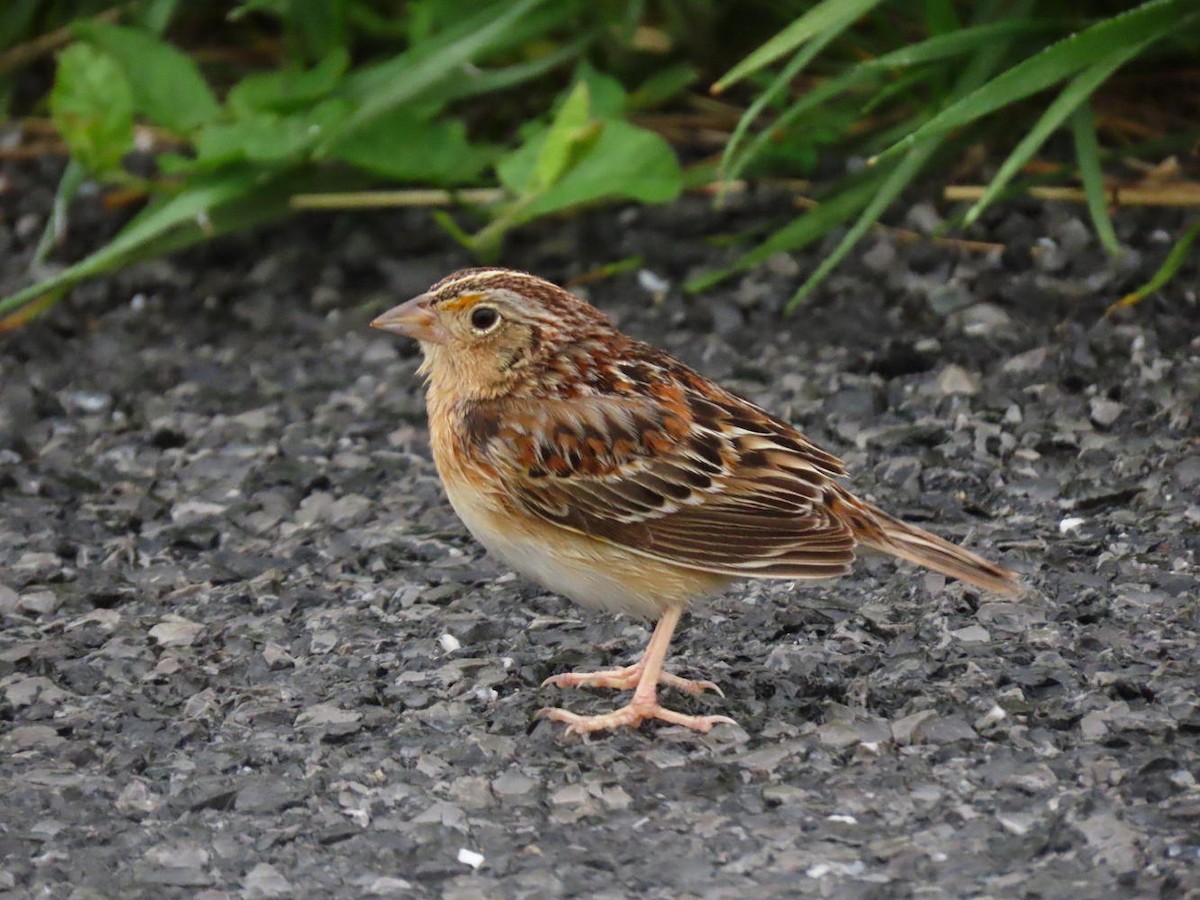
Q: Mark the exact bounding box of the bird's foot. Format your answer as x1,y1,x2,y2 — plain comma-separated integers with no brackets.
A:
538,700,736,735
541,663,723,697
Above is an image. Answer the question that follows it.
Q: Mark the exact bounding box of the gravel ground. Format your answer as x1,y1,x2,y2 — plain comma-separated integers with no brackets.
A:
1,157,1199,899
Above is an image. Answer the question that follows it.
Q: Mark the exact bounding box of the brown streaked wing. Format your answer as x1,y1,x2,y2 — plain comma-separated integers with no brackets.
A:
467,380,857,579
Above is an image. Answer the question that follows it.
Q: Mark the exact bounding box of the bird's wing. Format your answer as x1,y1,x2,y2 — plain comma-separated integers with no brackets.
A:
464,368,856,579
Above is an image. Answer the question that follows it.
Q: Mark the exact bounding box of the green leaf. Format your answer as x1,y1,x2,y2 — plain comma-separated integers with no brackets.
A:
872,0,1198,164
73,22,219,133
532,80,594,191
1071,103,1121,257
50,43,134,177
519,120,681,219
713,0,884,93
194,99,351,167
228,48,349,115
329,110,494,186
575,61,627,118
962,46,1145,227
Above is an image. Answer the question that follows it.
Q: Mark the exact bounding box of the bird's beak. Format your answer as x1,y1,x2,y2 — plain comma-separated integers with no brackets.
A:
370,293,450,345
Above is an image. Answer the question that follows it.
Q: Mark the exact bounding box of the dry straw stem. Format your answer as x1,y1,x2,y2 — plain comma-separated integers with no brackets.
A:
289,178,814,211
791,195,1005,254
945,183,1200,206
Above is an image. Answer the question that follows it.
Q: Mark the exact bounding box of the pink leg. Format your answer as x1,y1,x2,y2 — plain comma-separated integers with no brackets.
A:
541,613,724,696
538,607,736,735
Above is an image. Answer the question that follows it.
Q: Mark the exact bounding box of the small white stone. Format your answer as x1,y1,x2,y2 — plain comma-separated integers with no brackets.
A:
1059,516,1086,534
457,848,485,869
637,269,670,295
438,633,461,653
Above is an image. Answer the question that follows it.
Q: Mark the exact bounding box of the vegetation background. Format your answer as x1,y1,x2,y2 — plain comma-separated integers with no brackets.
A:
1,0,1197,327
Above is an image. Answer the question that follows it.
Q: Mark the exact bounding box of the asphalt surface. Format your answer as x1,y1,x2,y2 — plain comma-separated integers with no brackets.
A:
1,157,1199,898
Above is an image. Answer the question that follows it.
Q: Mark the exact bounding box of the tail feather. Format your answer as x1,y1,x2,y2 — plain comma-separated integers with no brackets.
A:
832,493,1020,596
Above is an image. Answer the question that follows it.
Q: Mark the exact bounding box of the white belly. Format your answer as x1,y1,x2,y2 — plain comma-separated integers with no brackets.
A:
439,474,723,619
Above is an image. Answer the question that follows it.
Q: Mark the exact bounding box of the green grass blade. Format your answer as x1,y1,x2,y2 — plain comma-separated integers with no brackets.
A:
684,170,887,293
718,24,844,188
788,144,937,308
322,0,551,148
712,0,884,94
782,0,1026,306
872,0,1198,165
435,39,583,104
31,159,85,269
0,169,282,317
1108,218,1200,313
730,19,1064,185
962,45,1145,227
868,18,1068,69
1071,102,1121,256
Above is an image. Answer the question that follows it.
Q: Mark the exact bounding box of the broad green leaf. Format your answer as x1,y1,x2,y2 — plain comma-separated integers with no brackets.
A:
713,0,884,93
194,99,350,167
228,48,349,115
329,110,494,186
50,43,134,176
963,46,1145,227
533,81,593,191
1071,103,1121,257
74,22,219,133
519,120,681,219
873,0,1198,164
575,62,627,118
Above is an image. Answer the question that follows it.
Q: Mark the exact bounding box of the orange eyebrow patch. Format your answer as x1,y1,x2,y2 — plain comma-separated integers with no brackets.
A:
440,293,484,313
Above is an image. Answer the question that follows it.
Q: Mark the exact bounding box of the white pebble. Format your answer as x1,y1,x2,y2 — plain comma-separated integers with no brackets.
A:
457,848,484,869
438,633,461,654
1059,516,1086,534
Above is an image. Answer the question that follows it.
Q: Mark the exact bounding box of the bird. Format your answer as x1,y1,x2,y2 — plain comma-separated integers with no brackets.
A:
371,268,1020,735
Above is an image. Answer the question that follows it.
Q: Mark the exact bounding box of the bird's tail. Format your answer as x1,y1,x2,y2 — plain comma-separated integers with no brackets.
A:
829,491,1020,596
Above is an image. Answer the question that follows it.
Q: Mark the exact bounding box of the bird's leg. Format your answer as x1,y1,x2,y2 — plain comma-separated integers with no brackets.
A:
541,613,724,696
538,607,736,734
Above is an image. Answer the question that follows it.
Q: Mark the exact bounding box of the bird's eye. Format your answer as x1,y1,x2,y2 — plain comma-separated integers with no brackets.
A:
470,305,500,332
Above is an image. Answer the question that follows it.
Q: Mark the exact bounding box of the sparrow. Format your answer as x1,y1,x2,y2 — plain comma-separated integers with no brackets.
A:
371,268,1020,735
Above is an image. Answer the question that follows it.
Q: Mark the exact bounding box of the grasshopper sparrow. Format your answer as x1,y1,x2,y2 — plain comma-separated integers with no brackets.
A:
372,268,1019,735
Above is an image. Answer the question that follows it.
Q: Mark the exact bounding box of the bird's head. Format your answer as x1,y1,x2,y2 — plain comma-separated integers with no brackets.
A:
371,268,613,400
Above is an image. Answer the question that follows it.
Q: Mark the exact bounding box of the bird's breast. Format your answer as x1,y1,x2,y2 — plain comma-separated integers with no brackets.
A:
426,401,728,618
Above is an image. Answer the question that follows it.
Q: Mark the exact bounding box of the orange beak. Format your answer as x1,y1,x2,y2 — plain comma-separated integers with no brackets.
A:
370,293,450,345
